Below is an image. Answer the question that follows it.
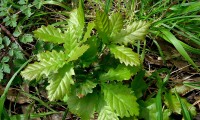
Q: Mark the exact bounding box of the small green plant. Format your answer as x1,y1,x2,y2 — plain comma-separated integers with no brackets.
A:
21,1,150,119
0,29,25,82
0,0,38,82
0,0,198,119
0,0,69,82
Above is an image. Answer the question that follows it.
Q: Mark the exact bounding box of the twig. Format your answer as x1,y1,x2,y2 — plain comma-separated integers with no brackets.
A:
0,24,30,57
0,52,6,61
0,24,16,42
170,64,191,75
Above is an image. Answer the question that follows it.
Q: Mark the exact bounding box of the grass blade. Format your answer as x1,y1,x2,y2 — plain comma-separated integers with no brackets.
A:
153,15,200,26
159,28,199,70
10,112,59,120
175,25,200,46
183,2,200,13
43,1,70,10
183,81,200,90
156,89,163,120
0,58,33,119
2,108,10,120
180,41,200,55
153,39,166,65
175,91,192,120
22,92,55,112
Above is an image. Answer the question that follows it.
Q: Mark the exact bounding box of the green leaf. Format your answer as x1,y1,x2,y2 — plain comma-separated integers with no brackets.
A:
111,21,150,45
0,71,3,80
14,50,24,59
3,64,10,73
131,70,147,98
104,0,112,13
1,56,9,63
18,0,26,4
36,50,66,61
81,37,99,67
109,45,140,66
67,93,98,120
76,80,97,98
13,28,22,37
0,45,4,50
163,109,172,120
46,64,74,101
0,37,2,44
21,50,66,80
170,85,193,95
0,63,3,69
95,11,110,43
109,12,123,37
98,106,119,120
96,94,107,113
20,34,33,43
10,14,18,27
164,93,196,116
0,6,8,16
34,25,66,44
63,28,79,54
20,4,32,17
99,64,134,82
102,83,139,117
95,11,110,34
67,45,89,62
9,49,13,56
11,43,18,49
140,99,171,120
82,22,95,42
67,2,85,40
3,15,18,27
33,0,43,9
3,36,10,46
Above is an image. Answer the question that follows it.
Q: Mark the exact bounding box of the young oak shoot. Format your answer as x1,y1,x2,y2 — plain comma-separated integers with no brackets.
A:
21,1,150,119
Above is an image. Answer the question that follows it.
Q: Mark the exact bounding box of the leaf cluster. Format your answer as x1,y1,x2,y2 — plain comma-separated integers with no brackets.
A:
0,32,24,82
0,0,198,119
20,1,150,119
